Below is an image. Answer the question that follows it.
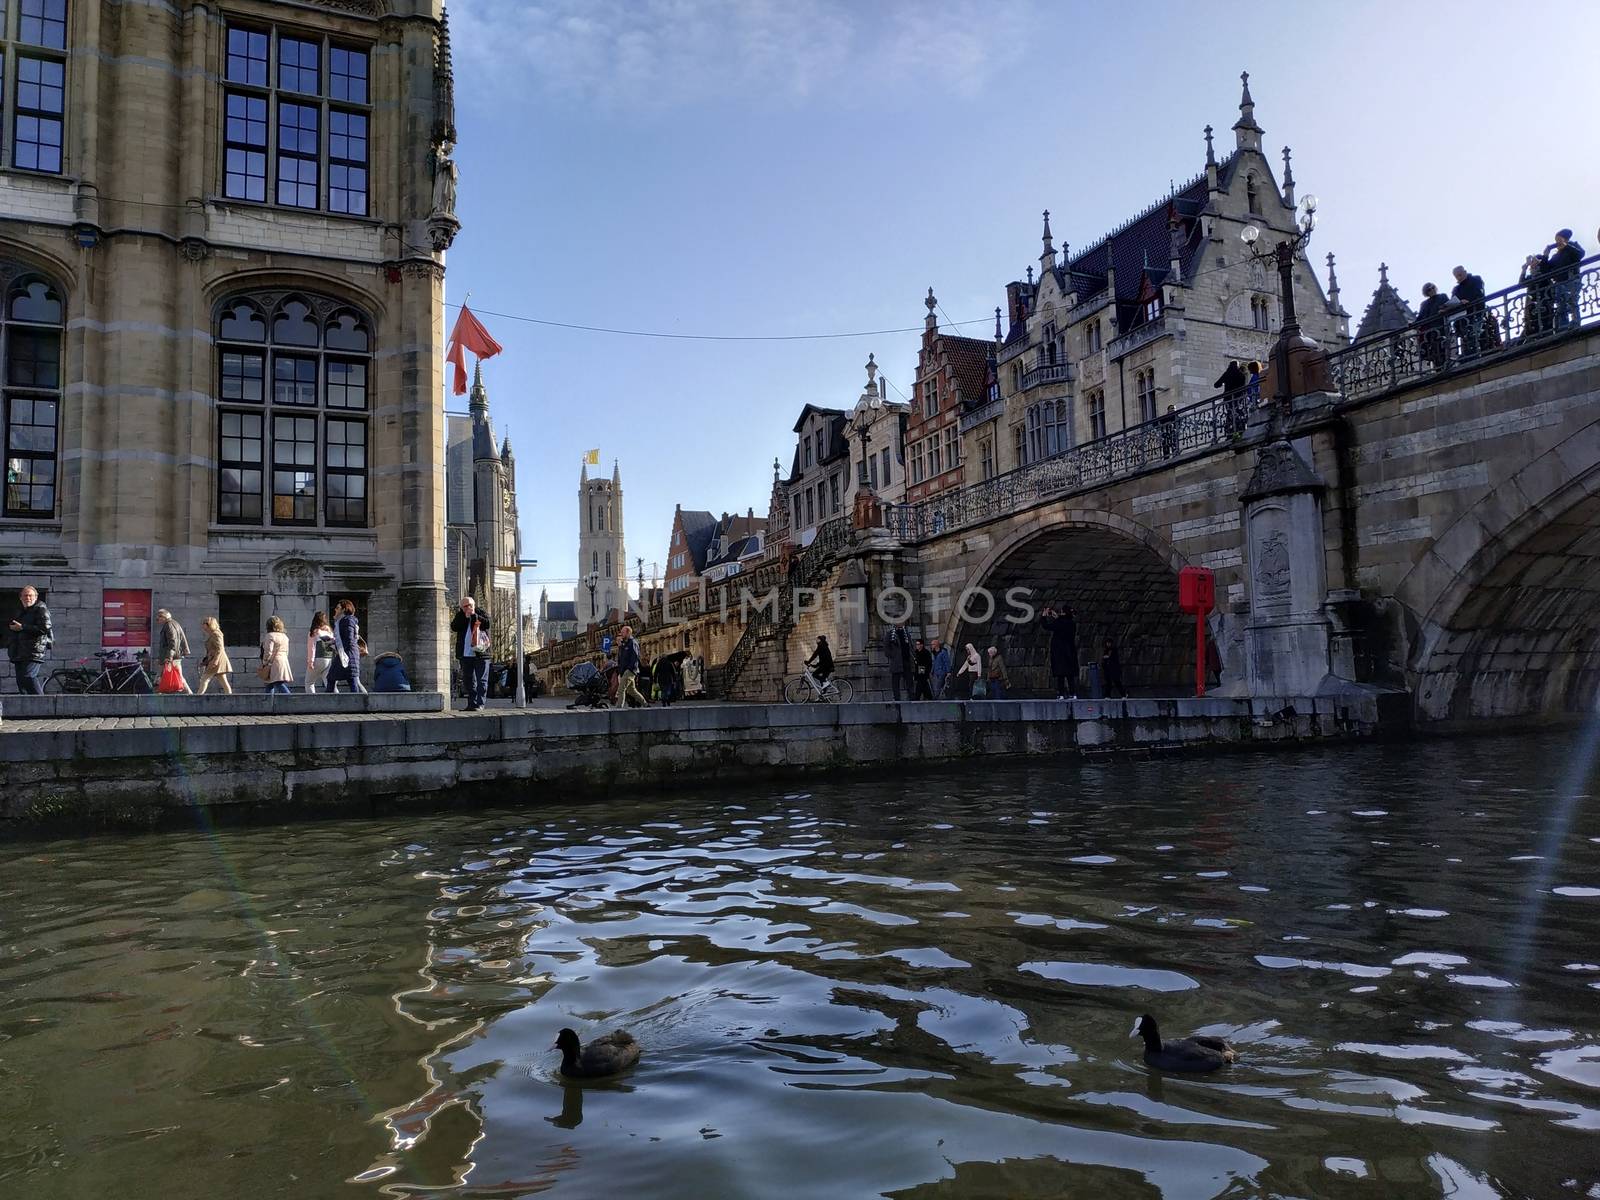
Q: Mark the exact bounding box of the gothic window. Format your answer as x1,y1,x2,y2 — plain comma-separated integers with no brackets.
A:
2,270,63,518
1251,295,1271,331
979,436,995,481
605,551,612,577
1086,388,1107,440
1042,321,1058,366
1137,370,1157,422
1012,423,1025,468
222,22,371,215
1086,319,1102,354
1246,173,1260,215
214,290,372,527
1010,363,1022,393
3,3,70,175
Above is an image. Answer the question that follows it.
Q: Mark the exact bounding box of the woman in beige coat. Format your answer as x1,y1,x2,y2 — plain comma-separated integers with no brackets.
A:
197,616,233,695
260,615,293,695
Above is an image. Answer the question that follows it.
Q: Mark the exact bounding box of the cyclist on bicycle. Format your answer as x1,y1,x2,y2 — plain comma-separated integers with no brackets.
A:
805,635,833,686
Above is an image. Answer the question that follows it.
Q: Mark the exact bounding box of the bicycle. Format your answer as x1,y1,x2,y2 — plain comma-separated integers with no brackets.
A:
783,670,853,704
44,650,153,695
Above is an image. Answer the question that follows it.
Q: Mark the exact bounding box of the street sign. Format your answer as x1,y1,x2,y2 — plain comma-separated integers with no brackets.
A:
601,635,613,654
493,568,517,592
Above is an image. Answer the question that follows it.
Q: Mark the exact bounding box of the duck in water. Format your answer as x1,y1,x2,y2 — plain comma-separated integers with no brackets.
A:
553,1027,641,1079
1131,1014,1237,1073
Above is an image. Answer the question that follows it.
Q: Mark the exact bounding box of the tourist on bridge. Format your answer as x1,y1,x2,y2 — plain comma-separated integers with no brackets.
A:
1417,283,1451,370
156,608,193,694
930,638,952,699
1214,359,1246,399
6,584,51,695
1245,361,1262,406
912,638,934,700
985,646,1008,700
884,623,913,701
1522,253,1554,339
1546,229,1585,330
1451,265,1496,356
196,616,233,695
450,595,492,712
1215,360,1248,436
258,616,293,695
1039,605,1079,700
616,625,647,708
1160,405,1179,458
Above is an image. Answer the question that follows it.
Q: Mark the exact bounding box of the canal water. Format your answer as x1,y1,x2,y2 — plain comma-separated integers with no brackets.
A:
3,734,1599,1199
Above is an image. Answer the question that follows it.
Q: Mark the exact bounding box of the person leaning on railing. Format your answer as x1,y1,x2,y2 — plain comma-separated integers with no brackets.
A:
1546,229,1586,331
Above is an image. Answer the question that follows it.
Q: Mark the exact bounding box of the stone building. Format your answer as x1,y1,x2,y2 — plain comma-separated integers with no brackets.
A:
574,460,629,624
533,588,578,648
780,403,850,545
0,0,457,686
444,364,517,640
844,354,908,508
971,74,1348,481
904,288,991,502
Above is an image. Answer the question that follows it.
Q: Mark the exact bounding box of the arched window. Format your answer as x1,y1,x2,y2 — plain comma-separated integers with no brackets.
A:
605,551,612,577
1246,173,1259,214
1251,295,1271,331
214,289,372,527
591,551,598,573
1137,370,1157,422
2,268,64,518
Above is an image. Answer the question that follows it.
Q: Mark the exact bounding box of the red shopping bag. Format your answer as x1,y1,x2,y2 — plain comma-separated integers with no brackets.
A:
158,662,184,694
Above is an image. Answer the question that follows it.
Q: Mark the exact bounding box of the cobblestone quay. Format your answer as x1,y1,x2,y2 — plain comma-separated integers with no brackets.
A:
0,695,1403,832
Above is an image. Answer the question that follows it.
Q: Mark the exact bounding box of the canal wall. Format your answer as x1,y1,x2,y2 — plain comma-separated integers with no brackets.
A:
0,693,1405,831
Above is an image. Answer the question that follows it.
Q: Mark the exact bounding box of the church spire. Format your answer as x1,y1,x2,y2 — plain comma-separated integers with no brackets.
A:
468,360,487,414
1280,146,1296,207
1039,209,1056,272
1233,70,1262,152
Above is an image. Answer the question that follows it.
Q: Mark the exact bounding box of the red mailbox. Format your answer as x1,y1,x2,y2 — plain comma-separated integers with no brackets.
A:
1177,567,1215,697
1178,566,1215,614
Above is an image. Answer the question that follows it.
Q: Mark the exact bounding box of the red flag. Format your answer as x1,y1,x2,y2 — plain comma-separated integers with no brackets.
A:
446,305,503,395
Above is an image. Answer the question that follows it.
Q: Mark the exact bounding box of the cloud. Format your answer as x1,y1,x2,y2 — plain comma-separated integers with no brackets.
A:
447,0,1032,112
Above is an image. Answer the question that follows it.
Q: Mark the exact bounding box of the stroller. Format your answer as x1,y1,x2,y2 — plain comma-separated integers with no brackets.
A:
566,660,610,709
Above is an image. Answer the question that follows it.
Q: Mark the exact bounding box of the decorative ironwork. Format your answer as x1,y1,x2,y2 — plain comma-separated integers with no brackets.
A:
1018,362,1072,390
1327,255,1599,403
1107,315,1168,359
886,391,1253,543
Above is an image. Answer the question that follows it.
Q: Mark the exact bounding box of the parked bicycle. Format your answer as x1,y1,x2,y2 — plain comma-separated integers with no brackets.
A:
44,650,153,695
782,669,853,704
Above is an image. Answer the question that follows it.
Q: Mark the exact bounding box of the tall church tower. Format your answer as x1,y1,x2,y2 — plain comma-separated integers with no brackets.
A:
466,364,518,637
575,460,629,623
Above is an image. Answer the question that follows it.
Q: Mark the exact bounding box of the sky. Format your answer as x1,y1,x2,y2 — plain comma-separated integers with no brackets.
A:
442,0,1600,607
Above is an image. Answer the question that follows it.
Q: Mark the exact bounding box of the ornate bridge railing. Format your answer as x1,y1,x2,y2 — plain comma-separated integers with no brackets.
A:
718,516,851,693
885,390,1253,543
1327,255,1600,402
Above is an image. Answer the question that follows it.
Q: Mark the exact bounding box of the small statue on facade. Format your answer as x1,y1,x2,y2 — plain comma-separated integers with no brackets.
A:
432,142,458,218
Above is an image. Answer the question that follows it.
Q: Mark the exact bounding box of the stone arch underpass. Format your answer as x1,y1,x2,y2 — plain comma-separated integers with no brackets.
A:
946,515,1202,697
1401,425,1600,724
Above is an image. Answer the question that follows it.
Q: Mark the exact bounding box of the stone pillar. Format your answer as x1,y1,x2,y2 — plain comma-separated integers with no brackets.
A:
1238,438,1333,696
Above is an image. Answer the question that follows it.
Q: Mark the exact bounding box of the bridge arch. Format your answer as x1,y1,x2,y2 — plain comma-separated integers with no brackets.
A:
943,505,1201,696
1398,418,1600,722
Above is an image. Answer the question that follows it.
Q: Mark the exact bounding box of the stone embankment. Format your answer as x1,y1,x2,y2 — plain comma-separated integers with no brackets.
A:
0,693,1405,832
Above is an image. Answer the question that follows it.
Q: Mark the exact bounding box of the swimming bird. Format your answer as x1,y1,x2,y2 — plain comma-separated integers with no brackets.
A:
553,1027,641,1079
1131,1014,1237,1073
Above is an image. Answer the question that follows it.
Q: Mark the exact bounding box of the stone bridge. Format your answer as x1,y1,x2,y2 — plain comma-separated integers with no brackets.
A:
888,312,1600,725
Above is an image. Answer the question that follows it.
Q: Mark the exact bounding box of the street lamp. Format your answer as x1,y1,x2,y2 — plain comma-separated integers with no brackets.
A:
585,571,599,622
512,542,538,708
1241,195,1318,417
853,354,882,496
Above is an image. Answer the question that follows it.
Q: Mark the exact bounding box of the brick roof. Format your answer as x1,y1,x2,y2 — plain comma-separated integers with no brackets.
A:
938,333,994,405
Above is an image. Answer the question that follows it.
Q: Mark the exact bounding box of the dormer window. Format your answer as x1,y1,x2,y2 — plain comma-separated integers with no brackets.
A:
1144,296,1162,324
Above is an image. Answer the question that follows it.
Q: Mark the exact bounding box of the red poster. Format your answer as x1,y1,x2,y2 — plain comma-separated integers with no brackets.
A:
102,588,152,649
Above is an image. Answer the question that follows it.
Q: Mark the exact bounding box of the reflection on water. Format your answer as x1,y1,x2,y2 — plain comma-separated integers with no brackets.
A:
3,734,1600,1198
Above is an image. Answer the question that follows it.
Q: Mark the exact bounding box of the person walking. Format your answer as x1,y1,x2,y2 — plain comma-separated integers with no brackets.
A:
1101,637,1128,699
985,646,1009,700
930,638,952,699
953,642,982,698
326,599,366,693
884,623,913,701
616,624,647,708
259,615,293,695
1546,228,1585,331
449,595,492,711
156,608,194,694
1039,604,1079,699
196,616,233,695
6,584,51,695
305,611,336,693
912,638,934,700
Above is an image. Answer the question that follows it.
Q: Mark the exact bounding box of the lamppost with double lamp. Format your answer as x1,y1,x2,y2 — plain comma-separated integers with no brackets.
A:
512,538,537,707
584,571,599,622
852,354,882,499
1240,194,1319,421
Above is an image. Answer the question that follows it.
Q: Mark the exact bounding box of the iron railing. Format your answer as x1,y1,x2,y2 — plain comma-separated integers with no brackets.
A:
1328,255,1600,401
1107,315,1168,359
886,390,1253,543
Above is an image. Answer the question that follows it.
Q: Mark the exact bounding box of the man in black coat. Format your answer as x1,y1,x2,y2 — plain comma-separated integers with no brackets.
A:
884,624,913,701
911,638,934,701
449,595,492,711
1451,265,1493,355
6,585,51,694
1417,282,1451,369
1546,229,1585,330
1039,604,1079,699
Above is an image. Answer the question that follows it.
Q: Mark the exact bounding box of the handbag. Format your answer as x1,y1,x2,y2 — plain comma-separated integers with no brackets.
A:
158,662,184,693
971,679,988,699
